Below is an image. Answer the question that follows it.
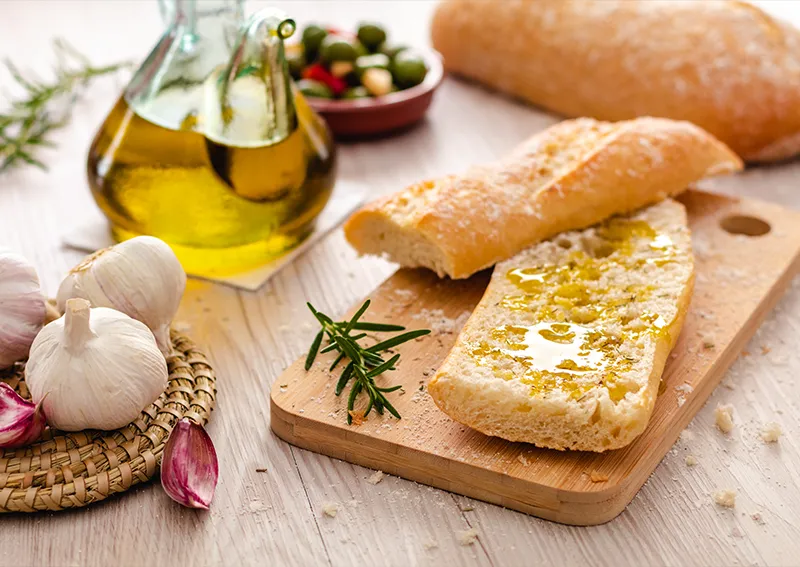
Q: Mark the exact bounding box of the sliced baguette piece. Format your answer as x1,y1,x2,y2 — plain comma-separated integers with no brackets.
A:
431,0,800,162
344,117,740,279
427,199,694,452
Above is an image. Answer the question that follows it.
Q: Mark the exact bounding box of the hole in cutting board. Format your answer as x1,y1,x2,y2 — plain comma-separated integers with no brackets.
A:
720,215,771,237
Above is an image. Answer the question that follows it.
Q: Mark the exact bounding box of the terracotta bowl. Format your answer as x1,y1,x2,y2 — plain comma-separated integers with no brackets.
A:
307,49,444,139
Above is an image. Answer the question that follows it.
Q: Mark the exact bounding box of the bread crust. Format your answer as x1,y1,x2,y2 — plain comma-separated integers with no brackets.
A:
428,199,694,452
431,0,800,162
344,117,740,279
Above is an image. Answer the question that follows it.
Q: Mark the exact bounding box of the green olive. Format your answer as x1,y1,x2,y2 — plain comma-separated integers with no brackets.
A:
357,23,387,51
354,53,390,77
320,35,359,63
287,51,306,80
378,43,408,60
353,40,369,58
392,51,428,88
301,25,327,57
296,79,334,99
342,86,371,99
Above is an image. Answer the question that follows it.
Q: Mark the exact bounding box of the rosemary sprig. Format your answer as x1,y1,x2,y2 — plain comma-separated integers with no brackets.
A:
0,39,132,173
305,300,430,424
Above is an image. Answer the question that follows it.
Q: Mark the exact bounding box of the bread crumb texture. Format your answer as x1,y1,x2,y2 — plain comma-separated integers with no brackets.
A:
366,470,385,485
685,455,698,467
712,489,736,508
321,502,339,518
589,470,609,483
714,404,734,434
761,421,782,443
457,528,479,546
429,199,694,451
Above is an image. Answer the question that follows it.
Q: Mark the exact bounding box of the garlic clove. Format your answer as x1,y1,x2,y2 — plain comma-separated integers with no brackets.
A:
161,418,219,509
0,382,46,449
26,298,168,432
56,236,186,357
0,248,46,368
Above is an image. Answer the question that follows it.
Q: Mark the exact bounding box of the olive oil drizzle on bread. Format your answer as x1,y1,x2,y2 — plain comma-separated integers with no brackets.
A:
428,199,694,452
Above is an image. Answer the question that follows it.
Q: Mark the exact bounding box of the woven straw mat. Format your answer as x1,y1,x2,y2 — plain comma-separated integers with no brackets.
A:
0,330,216,512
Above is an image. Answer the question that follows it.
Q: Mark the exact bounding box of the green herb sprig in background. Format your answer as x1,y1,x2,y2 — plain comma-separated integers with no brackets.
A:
305,300,430,424
0,39,131,173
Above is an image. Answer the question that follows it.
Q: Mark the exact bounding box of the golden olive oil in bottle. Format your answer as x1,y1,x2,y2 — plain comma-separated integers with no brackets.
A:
87,6,336,276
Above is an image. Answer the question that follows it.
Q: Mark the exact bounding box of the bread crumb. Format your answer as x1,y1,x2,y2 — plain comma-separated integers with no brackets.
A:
366,470,385,485
760,422,782,443
741,350,751,357
410,388,427,404
761,345,771,355
423,541,439,551
457,528,479,546
348,410,365,425
458,502,475,512
321,502,339,517
751,512,765,524
685,455,698,466
712,490,736,508
590,470,609,483
675,383,693,407
703,340,715,349
715,404,734,434
517,454,530,466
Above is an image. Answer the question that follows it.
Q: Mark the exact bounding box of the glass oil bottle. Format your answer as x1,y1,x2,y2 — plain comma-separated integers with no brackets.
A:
87,2,336,276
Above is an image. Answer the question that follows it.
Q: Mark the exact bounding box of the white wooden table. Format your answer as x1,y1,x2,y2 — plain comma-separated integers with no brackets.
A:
3,1,800,565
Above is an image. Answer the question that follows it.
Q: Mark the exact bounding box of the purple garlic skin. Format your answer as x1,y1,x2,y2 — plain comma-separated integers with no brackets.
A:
161,418,218,509
0,382,46,449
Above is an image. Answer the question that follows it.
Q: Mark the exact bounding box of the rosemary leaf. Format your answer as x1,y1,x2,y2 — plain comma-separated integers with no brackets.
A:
335,362,354,395
305,330,324,371
366,354,400,378
367,329,431,353
351,322,405,332
344,299,370,334
329,352,345,372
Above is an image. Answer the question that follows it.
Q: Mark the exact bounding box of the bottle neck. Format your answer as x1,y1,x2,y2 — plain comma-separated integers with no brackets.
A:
124,0,245,129
160,0,243,26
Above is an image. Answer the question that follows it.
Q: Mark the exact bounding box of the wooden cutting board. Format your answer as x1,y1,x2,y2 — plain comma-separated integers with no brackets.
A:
270,190,800,525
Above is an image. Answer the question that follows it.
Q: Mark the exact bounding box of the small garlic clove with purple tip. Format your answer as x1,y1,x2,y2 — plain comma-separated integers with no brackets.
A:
0,382,46,449
161,417,218,509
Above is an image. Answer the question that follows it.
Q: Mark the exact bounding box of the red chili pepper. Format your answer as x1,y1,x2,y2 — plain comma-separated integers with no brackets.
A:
302,63,347,95
326,27,357,41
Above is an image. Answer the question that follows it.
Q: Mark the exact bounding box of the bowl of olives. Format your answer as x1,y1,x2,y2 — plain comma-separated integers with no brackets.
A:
289,22,444,138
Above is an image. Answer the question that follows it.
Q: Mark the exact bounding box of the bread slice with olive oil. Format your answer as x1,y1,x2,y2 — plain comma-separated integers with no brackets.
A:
428,199,693,452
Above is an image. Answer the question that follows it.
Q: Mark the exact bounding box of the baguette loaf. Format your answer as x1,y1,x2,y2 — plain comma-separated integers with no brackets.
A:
428,199,693,452
431,0,800,162
344,117,740,279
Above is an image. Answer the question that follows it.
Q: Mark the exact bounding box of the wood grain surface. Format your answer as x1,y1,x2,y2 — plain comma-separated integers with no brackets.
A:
2,1,800,565
271,190,800,525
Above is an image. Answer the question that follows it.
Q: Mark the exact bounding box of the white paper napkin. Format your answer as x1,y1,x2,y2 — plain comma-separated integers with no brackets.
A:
62,183,366,292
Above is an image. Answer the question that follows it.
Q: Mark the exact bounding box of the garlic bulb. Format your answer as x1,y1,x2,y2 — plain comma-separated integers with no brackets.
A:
26,298,168,432
56,236,186,356
0,248,46,368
